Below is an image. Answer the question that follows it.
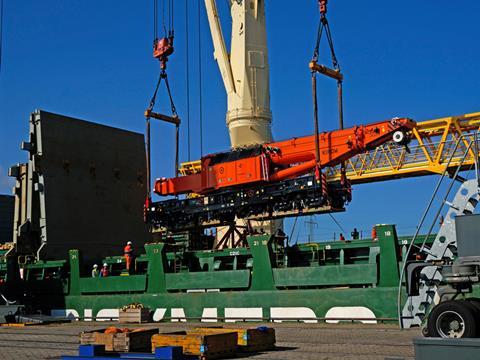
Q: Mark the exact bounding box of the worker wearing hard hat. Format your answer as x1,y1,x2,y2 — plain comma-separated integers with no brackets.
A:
91,264,99,278
124,241,134,273
100,263,109,277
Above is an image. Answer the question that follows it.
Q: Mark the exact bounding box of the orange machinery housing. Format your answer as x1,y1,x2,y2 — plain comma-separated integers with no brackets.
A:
155,117,416,196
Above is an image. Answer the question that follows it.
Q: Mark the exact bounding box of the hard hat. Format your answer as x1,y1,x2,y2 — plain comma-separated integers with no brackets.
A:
103,263,108,267
93,264,98,268
127,241,132,245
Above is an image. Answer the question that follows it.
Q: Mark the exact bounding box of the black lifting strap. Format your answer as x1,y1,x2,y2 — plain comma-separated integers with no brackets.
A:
311,2,348,194
313,13,340,70
145,68,180,201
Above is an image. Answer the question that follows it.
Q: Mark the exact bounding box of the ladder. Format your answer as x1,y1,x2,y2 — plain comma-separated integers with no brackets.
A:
399,133,480,328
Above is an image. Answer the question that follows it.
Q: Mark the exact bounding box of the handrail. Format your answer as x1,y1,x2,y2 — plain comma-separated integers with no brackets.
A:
0,293,16,305
419,139,476,252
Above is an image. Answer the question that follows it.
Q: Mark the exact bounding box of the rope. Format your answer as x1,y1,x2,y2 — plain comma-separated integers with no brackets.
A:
185,0,191,160
323,20,340,70
153,0,157,40
170,0,174,37
198,0,204,156
162,0,167,36
168,0,171,36
312,19,324,62
163,72,177,116
148,71,163,111
328,213,346,234
312,14,340,70
145,68,178,184
0,0,3,76
311,2,345,187
145,71,163,197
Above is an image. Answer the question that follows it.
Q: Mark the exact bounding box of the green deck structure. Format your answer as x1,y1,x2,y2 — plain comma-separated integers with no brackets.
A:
0,225,437,322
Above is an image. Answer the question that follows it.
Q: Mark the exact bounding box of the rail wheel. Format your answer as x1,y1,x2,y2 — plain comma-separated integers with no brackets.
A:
427,300,478,338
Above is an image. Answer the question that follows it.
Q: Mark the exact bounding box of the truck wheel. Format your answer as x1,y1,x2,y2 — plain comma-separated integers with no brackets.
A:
465,297,480,314
427,300,477,338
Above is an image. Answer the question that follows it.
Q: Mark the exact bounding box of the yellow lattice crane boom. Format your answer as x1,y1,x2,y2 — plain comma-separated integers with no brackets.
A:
179,112,480,184
326,111,480,183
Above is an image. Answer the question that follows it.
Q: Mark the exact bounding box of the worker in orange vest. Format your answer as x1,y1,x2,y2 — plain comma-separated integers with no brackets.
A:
371,226,378,241
124,241,134,273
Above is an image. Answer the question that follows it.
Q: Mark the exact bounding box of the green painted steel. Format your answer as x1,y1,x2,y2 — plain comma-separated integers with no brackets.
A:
80,276,147,293
3,225,440,322
145,243,167,293
69,250,81,295
62,286,400,320
247,235,276,291
273,264,377,287
377,225,401,287
165,270,250,290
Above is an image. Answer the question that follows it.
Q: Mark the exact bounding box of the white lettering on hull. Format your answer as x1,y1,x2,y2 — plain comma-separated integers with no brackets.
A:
325,307,377,324
225,308,263,322
270,307,318,323
171,308,187,322
84,309,93,322
96,309,119,321
51,306,378,323
201,308,218,322
153,308,167,322
51,309,79,320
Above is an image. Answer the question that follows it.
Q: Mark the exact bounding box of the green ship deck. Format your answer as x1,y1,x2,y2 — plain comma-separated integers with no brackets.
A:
0,225,436,323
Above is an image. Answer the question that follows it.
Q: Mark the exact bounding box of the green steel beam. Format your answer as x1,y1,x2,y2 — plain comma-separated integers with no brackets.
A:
377,225,401,287
69,249,81,296
247,235,275,291
145,243,167,293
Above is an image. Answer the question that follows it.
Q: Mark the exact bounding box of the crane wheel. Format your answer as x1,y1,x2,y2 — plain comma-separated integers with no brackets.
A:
427,300,478,338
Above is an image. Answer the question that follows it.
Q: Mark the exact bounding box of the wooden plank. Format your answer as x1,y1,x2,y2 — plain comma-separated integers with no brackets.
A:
152,331,237,359
193,327,276,352
118,308,150,323
80,328,158,352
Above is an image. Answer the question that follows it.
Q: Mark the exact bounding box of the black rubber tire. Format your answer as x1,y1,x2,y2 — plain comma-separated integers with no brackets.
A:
427,300,478,338
464,297,480,336
465,297,480,313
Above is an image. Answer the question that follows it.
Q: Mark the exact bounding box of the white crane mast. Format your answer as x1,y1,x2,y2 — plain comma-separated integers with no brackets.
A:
204,0,273,148
205,0,280,243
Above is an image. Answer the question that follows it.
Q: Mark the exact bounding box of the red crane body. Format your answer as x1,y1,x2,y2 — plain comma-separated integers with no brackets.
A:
155,117,415,196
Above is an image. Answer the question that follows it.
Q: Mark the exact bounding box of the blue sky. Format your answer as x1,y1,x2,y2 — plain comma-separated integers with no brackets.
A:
1,1,479,241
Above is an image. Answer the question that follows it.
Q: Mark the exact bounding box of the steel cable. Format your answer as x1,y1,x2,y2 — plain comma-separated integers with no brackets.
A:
0,0,4,75
198,0,204,156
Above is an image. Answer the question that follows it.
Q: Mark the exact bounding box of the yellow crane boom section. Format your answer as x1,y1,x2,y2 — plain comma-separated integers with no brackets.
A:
179,112,480,184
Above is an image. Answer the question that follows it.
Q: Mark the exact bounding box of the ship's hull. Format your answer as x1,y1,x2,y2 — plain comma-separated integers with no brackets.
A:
53,287,398,323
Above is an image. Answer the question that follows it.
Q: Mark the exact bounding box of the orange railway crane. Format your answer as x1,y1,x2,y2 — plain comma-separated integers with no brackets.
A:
147,117,415,233
156,118,415,196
